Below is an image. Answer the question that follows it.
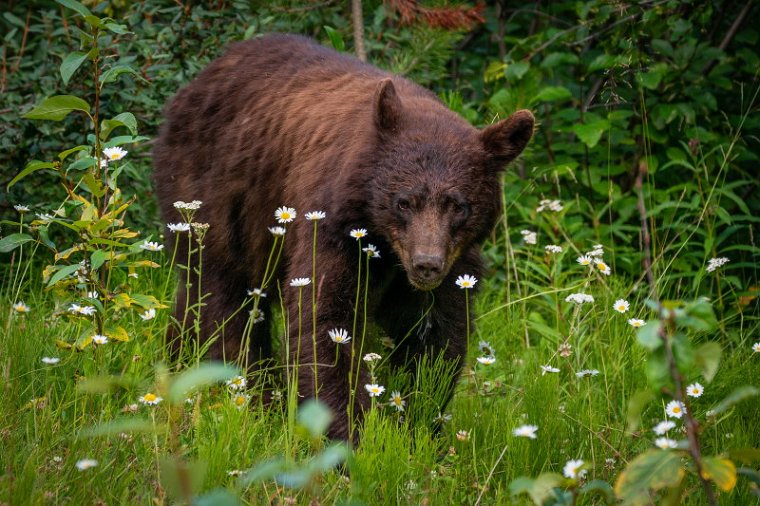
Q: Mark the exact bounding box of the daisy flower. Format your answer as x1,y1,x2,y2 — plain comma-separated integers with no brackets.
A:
268,226,286,236
140,241,164,252
140,308,156,321
328,328,351,344
587,245,604,257
75,459,98,471
536,199,563,213
576,255,593,266
479,340,494,356
565,293,594,304
686,382,704,398
363,353,382,363
563,459,587,479
249,308,265,323
13,301,30,313
752,342,760,353
274,206,296,223
540,365,560,375
226,375,247,390
520,229,537,245
70,304,96,316
86,291,99,299
575,369,599,377
665,400,686,419
477,356,496,365
232,393,250,409
613,299,630,313
289,277,311,287
365,384,385,397
92,334,108,345
513,424,538,439
653,420,676,435
545,245,563,253
247,288,266,298
168,222,191,233
655,437,678,449
138,392,163,406
363,244,381,258
305,211,326,221
14,204,30,213
389,391,406,412
706,257,729,272
41,357,60,365
455,274,478,289
628,318,646,327
456,430,470,441
350,228,367,239
594,259,611,275
103,146,127,161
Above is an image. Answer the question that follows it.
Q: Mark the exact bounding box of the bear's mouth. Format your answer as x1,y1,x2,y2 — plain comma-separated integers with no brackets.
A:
407,274,445,291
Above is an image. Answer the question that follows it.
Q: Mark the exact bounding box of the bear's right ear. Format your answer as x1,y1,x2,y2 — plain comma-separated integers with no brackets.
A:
480,110,535,167
375,79,403,132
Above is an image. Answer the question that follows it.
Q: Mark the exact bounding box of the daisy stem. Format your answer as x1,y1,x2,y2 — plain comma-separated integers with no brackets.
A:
311,220,318,398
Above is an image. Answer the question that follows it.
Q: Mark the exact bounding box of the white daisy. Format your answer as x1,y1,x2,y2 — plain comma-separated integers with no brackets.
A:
328,328,351,344
14,204,30,213
455,274,478,289
512,424,538,439
305,211,326,221
479,340,494,356
168,222,191,233
138,392,163,405
665,400,686,419
75,459,98,471
363,244,381,258
575,369,599,377
594,259,612,275
655,437,678,449
545,245,563,253
753,342,760,353
613,299,630,313
231,393,250,409
140,308,156,320
247,288,266,298
289,277,311,287
274,206,296,223
540,365,560,375
477,356,496,365
350,228,367,239
226,375,247,390
628,318,646,327
140,241,164,252
69,304,96,316
13,301,30,313
389,391,406,412
456,430,470,441
268,226,287,236
365,383,385,397
686,382,704,398
103,146,127,161
41,357,60,365
92,334,108,345
576,255,593,266
563,459,587,479
653,420,676,435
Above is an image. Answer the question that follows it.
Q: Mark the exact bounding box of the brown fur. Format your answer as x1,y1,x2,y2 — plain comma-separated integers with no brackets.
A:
153,34,534,441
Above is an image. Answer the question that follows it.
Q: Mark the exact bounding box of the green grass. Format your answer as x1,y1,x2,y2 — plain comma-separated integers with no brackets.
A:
1,248,758,505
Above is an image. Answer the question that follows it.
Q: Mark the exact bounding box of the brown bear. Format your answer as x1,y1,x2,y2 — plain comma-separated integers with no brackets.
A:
153,33,533,441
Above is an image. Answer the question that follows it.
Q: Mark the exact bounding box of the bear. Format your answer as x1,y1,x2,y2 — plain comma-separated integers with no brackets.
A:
153,33,534,441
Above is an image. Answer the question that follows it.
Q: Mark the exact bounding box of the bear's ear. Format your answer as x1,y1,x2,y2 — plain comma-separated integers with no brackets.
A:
480,110,535,168
375,78,403,132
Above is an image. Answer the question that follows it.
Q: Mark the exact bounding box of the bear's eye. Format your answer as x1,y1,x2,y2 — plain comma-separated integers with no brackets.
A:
396,198,411,212
452,202,466,216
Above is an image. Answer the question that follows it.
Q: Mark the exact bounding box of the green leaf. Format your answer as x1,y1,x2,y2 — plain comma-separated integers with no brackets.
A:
636,320,662,350
614,450,684,505
694,342,721,382
46,263,83,287
309,443,349,472
23,95,91,121
509,473,564,505
100,65,144,87
573,120,609,148
728,448,760,464
0,233,34,253
91,249,109,270
505,61,530,81
532,86,572,103
626,390,655,434
298,399,333,438
103,22,130,35
168,363,239,403
3,12,26,28
100,112,138,140
636,64,667,90
240,458,286,485
159,457,207,501
580,479,615,502
60,51,89,86
58,145,89,162
710,386,760,415
680,298,717,332
56,0,92,18
701,456,737,492
323,26,344,51
7,161,56,189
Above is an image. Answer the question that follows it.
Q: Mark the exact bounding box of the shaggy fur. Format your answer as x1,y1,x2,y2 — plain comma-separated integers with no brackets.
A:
153,33,534,440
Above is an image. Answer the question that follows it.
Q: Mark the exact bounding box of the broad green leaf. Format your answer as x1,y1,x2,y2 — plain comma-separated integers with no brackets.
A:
573,120,609,149
131,294,166,309
636,321,662,350
240,458,286,485
532,86,572,103
710,386,760,415
160,457,207,501
615,450,684,505
3,12,26,27
90,249,109,270
168,363,239,403
505,61,530,81
105,326,130,342
636,64,667,90
0,233,34,253
58,145,89,162
626,390,654,433
103,22,130,35
323,26,344,51
7,161,56,189
100,65,144,87
680,299,717,332
60,51,89,85
100,112,138,140
298,399,333,438
580,479,615,502
694,342,721,382
23,95,91,121
80,417,158,437
56,0,92,17
46,263,83,287
701,457,737,492
728,448,760,464
510,473,564,504
309,443,349,472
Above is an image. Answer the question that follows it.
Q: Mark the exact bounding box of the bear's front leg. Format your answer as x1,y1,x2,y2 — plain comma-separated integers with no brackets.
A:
284,252,373,442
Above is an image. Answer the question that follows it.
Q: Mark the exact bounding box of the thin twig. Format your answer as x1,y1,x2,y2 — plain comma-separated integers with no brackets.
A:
352,0,366,62
702,0,754,75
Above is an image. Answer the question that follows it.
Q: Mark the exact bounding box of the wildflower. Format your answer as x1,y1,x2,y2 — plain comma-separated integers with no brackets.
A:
75,459,98,471
173,200,202,210
479,340,494,356
289,277,311,287
41,357,60,365
613,299,630,313
52,456,63,464
520,229,537,245
389,391,406,412
536,199,563,213
706,257,729,272
477,356,496,365
247,288,266,298
69,304,96,316
138,392,163,406
455,274,478,289
575,369,599,377
363,244,381,258
565,293,594,304
434,412,453,424
381,337,395,349
249,308,265,323
275,206,296,223
604,458,616,470
545,244,563,253
751,342,760,353
653,420,676,435
13,301,30,313
365,384,385,397
628,318,646,327
686,382,704,398
36,212,54,222
227,469,244,477
168,222,191,233
587,245,604,257
86,291,99,299
140,241,164,252
576,255,593,266
513,424,538,439
558,342,573,357
563,459,587,479
191,222,209,232
226,375,247,390
14,204,30,213
350,228,367,239
594,259,611,275
268,226,287,236
103,146,127,161
232,393,250,409
92,334,108,345
122,403,139,413
655,437,678,449
540,365,560,375
305,211,326,220
99,158,108,168
665,400,686,419
140,308,156,320
328,328,351,344
128,273,139,279
363,353,382,363
456,430,470,442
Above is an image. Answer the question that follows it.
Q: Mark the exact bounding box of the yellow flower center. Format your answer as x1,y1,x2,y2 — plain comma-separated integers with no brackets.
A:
235,396,246,406
598,263,608,270
143,393,157,402
281,212,290,219
673,406,681,413
110,153,119,160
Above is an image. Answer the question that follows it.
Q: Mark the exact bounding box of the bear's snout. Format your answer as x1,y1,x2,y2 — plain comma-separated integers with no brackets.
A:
411,253,445,284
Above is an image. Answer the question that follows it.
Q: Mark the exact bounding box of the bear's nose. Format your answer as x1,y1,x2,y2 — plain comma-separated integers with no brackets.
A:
412,254,444,281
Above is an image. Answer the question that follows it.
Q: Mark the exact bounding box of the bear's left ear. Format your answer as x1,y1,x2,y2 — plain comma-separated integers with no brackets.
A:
374,78,403,132
480,110,535,168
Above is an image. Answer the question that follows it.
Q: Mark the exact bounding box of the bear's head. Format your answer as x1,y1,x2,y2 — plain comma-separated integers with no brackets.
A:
368,79,534,291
